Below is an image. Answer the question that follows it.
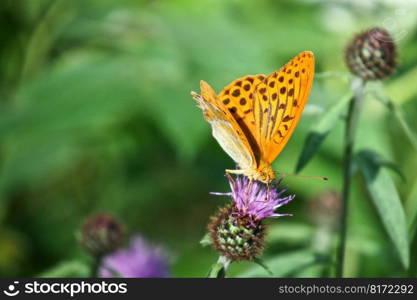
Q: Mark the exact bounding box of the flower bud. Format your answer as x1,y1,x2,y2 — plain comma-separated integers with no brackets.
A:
345,28,397,81
208,205,265,261
80,213,125,257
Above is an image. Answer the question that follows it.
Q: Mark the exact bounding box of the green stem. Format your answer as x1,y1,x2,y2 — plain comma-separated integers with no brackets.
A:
90,255,102,278
207,256,231,278
336,77,365,277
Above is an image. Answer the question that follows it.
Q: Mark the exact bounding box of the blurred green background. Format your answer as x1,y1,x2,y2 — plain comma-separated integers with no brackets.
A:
1,0,417,277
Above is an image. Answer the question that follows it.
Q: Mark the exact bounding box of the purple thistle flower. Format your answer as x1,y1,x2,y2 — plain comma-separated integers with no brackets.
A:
228,175,294,221
208,176,295,261
99,235,169,278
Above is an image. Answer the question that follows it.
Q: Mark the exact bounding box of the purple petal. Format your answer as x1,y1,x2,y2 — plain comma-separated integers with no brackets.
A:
226,176,295,221
99,236,169,278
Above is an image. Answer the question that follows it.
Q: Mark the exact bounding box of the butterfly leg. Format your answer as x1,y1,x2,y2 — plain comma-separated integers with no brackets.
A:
225,169,247,175
266,183,270,201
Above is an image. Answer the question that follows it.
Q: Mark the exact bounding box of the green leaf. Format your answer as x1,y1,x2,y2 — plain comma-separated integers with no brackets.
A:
267,222,314,246
355,150,406,182
39,260,90,278
392,106,417,152
253,258,274,276
406,181,417,239
371,91,417,152
386,65,417,106
207,257,230,278
295,265,325,277
207,262,226,278
0,57,147,195
295,92,352,173
356,150,410,269
237,250,329,278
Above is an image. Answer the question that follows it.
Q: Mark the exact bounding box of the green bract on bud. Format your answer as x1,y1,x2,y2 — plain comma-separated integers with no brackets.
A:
345,28,397,81
208,205,265,261
80,213,125,257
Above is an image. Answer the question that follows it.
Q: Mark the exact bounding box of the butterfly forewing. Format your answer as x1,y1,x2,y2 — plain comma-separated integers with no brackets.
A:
253,51,315,163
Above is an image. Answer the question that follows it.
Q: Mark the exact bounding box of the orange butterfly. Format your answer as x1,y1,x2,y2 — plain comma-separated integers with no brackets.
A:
191,51,314,183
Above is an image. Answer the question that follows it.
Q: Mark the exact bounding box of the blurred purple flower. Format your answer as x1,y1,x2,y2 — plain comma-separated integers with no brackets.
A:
99,236,169,278
228,175,294,221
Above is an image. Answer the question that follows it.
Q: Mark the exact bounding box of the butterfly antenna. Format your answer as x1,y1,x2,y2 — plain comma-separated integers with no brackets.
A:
278,172,328,181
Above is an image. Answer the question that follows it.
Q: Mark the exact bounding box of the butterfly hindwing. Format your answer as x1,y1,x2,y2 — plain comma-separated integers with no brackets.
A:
192,81,256,171
217,75,266,157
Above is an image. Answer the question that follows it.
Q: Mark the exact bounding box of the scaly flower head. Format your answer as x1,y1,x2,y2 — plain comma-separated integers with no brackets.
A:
345,27,397,81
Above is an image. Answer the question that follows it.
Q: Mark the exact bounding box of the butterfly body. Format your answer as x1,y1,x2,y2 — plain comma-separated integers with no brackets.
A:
192,51,314,183
225,159,275,183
